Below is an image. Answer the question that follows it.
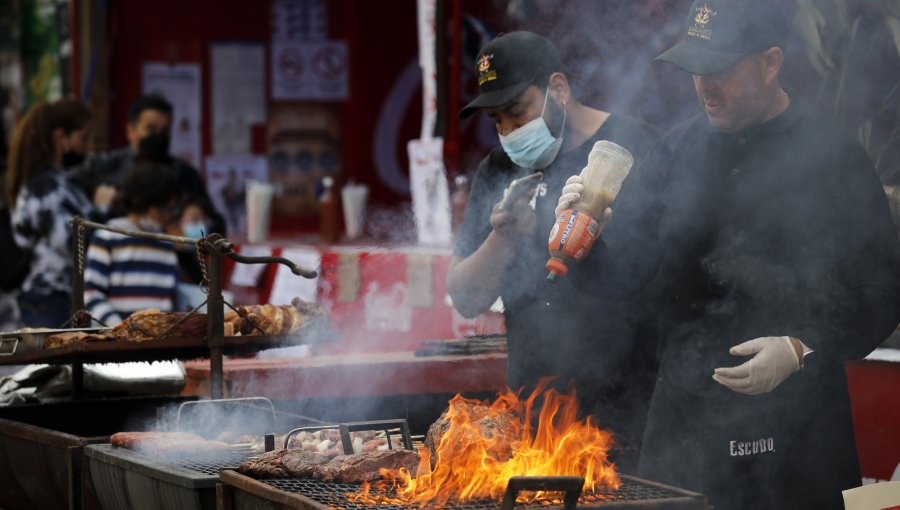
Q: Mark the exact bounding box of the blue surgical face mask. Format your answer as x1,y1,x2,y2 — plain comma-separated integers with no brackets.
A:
136,216,163,233
498,87,567,170
183,223,207,239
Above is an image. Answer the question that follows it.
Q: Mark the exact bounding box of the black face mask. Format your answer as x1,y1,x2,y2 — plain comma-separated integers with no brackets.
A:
137,132,171,162
61,151,86,169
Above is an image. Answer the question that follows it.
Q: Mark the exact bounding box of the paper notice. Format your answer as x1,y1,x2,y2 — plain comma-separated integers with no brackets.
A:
336,253,361,303
142,62,202,168
406,252,433,308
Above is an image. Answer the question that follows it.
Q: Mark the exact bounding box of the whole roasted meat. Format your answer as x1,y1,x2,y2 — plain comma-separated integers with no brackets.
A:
424,399,519,467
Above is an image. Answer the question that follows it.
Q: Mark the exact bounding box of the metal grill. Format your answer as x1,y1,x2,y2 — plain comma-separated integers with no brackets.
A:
169,451,252,476
259,477,694,510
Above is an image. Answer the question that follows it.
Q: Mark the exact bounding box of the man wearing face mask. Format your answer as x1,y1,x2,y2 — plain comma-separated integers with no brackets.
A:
69,94,224,284
446,31,660,471
68,94,224,238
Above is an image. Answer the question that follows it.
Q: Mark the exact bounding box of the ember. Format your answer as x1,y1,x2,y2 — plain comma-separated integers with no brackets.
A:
353,380,619,506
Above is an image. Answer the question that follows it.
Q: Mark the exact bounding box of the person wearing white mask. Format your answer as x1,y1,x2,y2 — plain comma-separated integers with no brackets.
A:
446,31,660,471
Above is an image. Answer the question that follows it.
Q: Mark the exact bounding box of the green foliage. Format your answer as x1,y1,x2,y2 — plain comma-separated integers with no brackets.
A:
21,0,60,106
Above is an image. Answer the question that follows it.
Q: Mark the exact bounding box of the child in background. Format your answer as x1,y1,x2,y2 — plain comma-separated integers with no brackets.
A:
84,160,181,325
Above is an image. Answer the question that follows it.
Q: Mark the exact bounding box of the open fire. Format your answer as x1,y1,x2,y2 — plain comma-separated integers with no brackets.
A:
352,380,619,506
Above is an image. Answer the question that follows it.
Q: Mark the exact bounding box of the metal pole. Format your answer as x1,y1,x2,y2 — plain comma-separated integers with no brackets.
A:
207,246,225,399
70,218,89,399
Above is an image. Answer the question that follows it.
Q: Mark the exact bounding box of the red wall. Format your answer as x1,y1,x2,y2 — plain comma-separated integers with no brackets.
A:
105,0,422,212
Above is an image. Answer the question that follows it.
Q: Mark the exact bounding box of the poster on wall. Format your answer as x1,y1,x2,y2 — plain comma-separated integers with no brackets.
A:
271,40,348,101
204,154,269,238
271,0,328,40
142,62,202,168
266,103,342,221
211,43,266,154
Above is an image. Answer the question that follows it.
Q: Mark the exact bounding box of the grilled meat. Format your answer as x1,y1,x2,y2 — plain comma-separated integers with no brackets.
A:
110,431,230,456
239,449,331,478
224,298,327,336
112,309,208,342
424,400,519,467
238,448,419,482
44,330,114,348
312,449,420,483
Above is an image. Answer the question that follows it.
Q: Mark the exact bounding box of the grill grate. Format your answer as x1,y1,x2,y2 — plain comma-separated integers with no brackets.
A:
168,451,252,476
261,477,688,509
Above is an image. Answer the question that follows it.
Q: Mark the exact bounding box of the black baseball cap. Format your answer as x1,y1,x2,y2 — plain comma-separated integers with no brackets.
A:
458,31,568,119
655,0,790,75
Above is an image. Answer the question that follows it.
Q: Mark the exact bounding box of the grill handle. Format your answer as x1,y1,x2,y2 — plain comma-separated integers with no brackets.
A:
175,397,277,434
283,419,414,452
501,476,584,510
339,419,414,453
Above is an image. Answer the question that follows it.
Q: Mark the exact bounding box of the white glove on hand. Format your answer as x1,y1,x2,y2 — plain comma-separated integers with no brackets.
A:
713,336,800,395
555,175,585,218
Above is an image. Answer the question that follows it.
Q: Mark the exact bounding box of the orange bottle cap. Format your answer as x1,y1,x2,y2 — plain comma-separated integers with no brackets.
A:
545,258,569,281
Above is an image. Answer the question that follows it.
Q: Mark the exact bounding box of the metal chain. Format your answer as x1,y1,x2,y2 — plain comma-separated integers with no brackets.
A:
77,223,86,275
196,240,210,294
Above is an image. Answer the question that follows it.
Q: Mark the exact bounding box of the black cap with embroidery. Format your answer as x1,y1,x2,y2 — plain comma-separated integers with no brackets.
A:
458,31,568,119
655,0,790,76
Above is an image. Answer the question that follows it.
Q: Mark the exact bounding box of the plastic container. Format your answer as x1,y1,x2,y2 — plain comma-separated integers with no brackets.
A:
546,140,634,281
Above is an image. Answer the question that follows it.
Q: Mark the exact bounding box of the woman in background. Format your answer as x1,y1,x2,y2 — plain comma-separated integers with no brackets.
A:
6,99,114,327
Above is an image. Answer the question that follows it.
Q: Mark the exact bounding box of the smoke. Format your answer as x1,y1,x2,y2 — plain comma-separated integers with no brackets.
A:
441,4,900,502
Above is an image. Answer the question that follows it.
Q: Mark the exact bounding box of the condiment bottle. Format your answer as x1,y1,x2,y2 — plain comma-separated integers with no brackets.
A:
451,174,469,235
546,140,634,281
319,176,340,244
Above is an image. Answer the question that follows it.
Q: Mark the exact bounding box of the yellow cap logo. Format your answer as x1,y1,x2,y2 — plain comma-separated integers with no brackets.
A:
688,3,717,40
693,3,716,25
477,52,497,85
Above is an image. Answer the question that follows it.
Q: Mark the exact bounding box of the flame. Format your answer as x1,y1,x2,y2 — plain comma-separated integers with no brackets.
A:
352,380,619,505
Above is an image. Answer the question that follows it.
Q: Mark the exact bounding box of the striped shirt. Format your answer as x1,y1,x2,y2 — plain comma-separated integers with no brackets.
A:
84,217,179,325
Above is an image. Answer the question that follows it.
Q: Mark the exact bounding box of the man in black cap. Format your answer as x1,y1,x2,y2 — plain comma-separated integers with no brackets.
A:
556,0,900,507
446,31,660,471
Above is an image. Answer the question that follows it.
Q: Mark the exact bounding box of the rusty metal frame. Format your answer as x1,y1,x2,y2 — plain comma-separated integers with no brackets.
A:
65,217,318,399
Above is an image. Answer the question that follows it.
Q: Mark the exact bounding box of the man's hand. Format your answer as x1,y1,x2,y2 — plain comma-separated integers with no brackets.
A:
93,184,118,211
713,336,801,395
555,175,584,217
490,195,536,241
554,174,613,226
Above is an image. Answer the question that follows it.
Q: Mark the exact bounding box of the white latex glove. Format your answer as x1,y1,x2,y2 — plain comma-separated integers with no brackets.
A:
554,175,613,228
555,175,585,218
712,336,800,395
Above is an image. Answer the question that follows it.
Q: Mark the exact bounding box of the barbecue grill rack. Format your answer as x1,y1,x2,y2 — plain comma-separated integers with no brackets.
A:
217,471,709,510
0,217,328,400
